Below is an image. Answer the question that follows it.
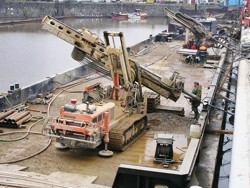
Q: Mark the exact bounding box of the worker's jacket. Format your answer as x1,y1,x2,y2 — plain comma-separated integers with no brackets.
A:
191,45,197,49
192,85,202,98
191,86,202,106
199,46,207,57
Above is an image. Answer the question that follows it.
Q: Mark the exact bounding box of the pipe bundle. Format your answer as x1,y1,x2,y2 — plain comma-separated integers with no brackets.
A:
0,110,32,128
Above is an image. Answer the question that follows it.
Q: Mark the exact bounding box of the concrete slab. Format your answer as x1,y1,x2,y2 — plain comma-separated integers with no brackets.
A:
0,170,110,188
0,164,27,172
49,172,98,185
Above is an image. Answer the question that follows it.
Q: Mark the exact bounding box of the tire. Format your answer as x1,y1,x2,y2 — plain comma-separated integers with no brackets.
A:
71,47,86,61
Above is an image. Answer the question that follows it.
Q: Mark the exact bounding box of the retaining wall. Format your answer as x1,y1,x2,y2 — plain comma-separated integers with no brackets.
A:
0,1,228,18
0,65,88,111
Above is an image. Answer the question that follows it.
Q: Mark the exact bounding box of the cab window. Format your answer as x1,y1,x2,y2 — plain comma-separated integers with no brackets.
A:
93,117,97,123
98,114,103,122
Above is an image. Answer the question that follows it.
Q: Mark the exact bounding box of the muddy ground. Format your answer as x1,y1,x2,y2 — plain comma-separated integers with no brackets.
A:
0,108,193,187
0,42,216,187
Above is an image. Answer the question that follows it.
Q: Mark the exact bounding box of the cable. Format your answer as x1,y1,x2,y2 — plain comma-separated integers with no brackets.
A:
0,131,51,164
0,117,44,142
0,74,106,163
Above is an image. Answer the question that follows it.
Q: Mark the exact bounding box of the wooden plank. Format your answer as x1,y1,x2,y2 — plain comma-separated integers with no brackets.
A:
0,171,90,188
206,129,233,135
203,64,215,69
0,164,27,172
49,172,97,185
206,60,219,64
0,170,110,188
155,105,185,116
0,178,49,188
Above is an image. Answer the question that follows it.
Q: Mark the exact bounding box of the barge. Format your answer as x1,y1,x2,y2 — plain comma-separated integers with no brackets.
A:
0,11,238,188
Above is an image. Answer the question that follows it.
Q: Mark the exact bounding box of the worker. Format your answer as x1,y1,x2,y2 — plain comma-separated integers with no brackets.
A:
191,81,202,122
198,44,207,64
187,39,194,49
191,43,197,50
190,43,197,63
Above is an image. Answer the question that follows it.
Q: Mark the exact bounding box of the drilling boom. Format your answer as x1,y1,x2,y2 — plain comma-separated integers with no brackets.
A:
41,15,184,101
164,7,233,50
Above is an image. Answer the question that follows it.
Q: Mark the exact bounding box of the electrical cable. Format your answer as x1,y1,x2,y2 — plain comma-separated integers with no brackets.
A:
0,131,52,164
0,117,44,142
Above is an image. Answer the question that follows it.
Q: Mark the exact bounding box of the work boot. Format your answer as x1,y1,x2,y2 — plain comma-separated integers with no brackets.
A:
194,112,200,121
193,119,199,124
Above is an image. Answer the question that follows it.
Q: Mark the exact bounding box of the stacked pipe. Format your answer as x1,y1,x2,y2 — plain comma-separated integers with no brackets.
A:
0,110,32,128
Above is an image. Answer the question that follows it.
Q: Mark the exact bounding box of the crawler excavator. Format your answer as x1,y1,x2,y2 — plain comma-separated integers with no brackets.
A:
41,16,185,156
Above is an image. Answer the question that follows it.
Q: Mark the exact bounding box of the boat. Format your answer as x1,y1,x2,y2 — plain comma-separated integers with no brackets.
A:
119,19,148,24
128,9,148,20
111,12,128,20
128,12,141,19
112,9,147,20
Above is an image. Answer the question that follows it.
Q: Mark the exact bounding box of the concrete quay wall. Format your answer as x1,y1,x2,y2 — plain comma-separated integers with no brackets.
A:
0,1,181,18
0,1,228,19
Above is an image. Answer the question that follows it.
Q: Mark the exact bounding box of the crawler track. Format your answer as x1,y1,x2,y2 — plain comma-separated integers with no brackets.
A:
108,114,148,151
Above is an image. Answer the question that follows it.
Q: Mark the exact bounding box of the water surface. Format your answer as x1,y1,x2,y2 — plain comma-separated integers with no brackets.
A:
0,17,168,92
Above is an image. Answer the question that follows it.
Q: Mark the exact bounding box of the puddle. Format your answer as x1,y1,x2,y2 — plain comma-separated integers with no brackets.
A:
124,132,189,170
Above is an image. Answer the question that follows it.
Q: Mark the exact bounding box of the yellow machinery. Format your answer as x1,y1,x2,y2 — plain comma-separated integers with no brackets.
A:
41,16,184,155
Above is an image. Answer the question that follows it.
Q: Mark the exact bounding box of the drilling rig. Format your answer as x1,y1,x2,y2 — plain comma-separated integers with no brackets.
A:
164,7,234,50
41,16,185,156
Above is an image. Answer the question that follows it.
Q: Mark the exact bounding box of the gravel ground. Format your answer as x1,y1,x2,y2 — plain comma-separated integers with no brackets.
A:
148,112,193,133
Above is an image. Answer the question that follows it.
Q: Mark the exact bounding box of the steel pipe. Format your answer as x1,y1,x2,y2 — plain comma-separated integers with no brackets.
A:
12,111,30,122
16,114,32,127
0,110,14,121
0,111,31,128
4,111,19,121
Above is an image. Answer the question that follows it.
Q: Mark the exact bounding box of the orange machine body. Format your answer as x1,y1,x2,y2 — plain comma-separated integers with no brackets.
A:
49,102,115,148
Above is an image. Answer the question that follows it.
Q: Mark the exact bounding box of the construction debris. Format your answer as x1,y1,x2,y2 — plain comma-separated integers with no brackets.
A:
155,105,185,116
28,93,53,105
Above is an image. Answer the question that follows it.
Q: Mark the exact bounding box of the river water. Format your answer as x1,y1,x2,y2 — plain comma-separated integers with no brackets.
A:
0,17,168,92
